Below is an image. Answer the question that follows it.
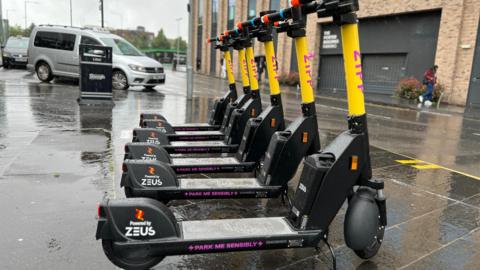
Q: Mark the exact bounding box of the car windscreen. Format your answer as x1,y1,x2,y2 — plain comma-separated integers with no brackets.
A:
100,38,143,56
6,38,29,49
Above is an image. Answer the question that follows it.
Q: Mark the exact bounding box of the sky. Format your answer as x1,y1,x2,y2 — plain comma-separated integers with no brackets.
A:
2,0,189,40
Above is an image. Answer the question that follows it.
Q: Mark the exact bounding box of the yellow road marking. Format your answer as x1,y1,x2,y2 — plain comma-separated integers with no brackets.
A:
396,159,423,164
377,145,480,181
412,164,441,170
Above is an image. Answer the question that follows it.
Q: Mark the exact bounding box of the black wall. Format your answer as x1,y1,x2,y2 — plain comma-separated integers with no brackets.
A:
319,10,442,83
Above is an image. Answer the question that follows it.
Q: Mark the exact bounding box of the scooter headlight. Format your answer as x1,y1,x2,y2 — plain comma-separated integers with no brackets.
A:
128,64,146,73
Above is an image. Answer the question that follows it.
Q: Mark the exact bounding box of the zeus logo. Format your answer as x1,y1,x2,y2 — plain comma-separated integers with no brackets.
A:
125,226,156,237
148,166,155,175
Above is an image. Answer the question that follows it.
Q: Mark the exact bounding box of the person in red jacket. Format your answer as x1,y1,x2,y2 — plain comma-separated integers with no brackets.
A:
419,65,438,104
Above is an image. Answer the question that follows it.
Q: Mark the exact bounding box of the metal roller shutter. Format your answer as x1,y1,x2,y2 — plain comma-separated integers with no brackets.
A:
318,55,346,92
362,54,407,94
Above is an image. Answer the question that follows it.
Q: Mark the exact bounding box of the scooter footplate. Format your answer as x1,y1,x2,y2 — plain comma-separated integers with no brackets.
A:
179,178,260,189
181,217,295,240
175,131,223,136
172,157,240,166
175,123,212,127
170,141,227,147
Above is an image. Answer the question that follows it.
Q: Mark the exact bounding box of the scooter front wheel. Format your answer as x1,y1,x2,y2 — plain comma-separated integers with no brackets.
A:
353,222,384,259
102,239,164,270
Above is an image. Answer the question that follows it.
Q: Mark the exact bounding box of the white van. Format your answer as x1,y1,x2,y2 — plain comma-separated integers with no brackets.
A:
27,25,165,90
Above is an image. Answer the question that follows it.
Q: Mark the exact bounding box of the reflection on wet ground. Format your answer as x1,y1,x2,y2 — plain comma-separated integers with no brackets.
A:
0,68,479,269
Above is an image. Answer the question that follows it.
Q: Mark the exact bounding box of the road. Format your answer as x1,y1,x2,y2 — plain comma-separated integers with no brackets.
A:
0,67,480,269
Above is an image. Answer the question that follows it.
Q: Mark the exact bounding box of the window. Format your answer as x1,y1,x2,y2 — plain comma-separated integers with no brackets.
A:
248,0,257,19
197,0,204,70
80,36,101,45
100,38,142,56
270,0,282,51
227,0,235,29
212,0,218,25
210,0,218,74
270,0,281,11
198,0,203,25
5,38,29,49
34,31,76,51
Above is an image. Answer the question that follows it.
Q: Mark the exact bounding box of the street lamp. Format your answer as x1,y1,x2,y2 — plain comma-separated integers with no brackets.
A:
99,0,104,28
24,0,39,29
69,0,73,26
175,17,183,70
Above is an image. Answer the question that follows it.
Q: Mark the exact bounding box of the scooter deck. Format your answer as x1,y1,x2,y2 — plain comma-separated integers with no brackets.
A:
172,123,221,132
179,177,260,189
170,141,228,147
175,123,215,127
181,217,296,240
172,157,240,166
175,131,223,136
167,130,226,142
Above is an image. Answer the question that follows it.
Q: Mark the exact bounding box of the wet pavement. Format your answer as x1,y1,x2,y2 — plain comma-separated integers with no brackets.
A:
1,67,480,269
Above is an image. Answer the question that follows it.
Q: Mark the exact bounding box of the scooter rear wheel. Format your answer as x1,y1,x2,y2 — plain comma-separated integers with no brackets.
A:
102,239,164,270
354,225,384,259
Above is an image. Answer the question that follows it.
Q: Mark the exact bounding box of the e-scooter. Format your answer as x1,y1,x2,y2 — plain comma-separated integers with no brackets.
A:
135,31,262,144
124,12,285,163
96,1,387,269
121,12,320,201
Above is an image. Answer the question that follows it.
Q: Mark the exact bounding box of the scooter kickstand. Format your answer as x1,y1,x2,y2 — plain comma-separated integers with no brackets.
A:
317,234,337,270
281,187,292,208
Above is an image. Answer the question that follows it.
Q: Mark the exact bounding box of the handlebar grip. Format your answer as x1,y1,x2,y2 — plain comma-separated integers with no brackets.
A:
261,11,287,24
224,29,241,38
291,0,315,7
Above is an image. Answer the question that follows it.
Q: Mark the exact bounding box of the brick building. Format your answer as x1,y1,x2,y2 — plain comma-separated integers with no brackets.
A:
192,0,480,107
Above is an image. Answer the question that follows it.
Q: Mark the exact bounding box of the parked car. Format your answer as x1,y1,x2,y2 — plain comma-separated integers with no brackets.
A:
2,36,30,68
27,25,165,90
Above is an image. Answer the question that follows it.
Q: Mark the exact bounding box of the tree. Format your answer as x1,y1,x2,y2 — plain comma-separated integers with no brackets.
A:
151,29,170,49
8,24,35,38
9,25,23,37
170,37,187,52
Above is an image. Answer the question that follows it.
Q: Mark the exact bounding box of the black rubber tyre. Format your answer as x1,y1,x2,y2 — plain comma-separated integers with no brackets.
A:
144,86,156,91
354,218,385,259
3,62,9,69
102,239,164,270
112,70,129,90
36,62,54,82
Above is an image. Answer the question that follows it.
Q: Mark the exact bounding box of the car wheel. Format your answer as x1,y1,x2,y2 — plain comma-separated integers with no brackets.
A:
112,70,129,90
3,61,9,69
144,86,156,91
36,62,54,82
